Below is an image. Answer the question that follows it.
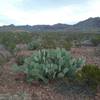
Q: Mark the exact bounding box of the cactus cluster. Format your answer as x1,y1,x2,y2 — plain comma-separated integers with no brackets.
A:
13,48,85,83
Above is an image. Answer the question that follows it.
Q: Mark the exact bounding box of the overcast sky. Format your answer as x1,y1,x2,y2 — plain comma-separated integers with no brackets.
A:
0,0,100,26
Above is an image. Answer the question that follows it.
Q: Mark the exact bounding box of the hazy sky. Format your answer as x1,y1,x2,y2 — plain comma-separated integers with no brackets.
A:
0,0,100,25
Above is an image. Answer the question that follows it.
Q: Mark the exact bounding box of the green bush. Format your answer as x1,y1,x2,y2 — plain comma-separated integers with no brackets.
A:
28,40,41,50
76,64,100,90
16,56,26,65
61,41,72,50
40,33,73,49
0,32,32,52
91,36,100,46
13,48,85,84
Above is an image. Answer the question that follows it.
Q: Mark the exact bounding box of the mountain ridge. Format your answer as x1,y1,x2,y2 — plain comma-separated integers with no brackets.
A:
0,17,100,32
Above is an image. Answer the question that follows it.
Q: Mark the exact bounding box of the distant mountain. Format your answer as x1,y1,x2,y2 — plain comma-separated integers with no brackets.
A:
52,23,71,29
32,25,53,31
0,23,71,32
73,17,100,32
0,17,100,32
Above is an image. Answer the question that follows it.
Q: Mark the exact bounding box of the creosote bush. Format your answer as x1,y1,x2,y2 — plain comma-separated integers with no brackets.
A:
13,48,85,84
76,64,100,91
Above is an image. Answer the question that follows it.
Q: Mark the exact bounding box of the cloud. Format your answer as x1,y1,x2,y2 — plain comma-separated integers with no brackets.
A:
0,0,100,25
17,0,86,11
0,5,82,25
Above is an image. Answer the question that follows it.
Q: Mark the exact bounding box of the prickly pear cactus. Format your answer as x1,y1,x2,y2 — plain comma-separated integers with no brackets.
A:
13,48,85,83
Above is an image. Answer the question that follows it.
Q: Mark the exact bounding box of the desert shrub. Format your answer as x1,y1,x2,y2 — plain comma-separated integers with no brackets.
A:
40,34,57,49
28,40,41,50
0,32,32,52
61,40,72,50
13,48,85,84
91,35,100,46
16,56,26,65
40,34,72,50
76,64,100,90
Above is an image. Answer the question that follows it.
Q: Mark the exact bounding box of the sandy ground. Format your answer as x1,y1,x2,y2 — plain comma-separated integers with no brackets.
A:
0,47,99,100
71,47,100,66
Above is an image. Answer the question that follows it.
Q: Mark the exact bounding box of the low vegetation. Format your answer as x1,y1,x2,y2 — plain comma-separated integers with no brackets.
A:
0,32,32,52
91,35,100,46
76,64,100,91
13,48,85,83
28,39,41,50
0,31,100,99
